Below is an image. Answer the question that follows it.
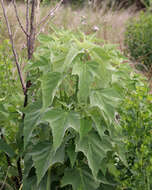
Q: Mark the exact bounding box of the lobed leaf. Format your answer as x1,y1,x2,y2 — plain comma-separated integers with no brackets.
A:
42,108,80,151
30,141,64,184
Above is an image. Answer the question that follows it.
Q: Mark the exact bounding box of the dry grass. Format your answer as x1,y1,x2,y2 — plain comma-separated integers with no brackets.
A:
0,2,136,53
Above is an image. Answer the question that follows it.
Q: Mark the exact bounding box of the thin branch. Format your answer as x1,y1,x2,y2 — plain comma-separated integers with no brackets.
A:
12,0,29,37
26,0,30,61
37,0,63,33
36,14,55,37
0,0,26,94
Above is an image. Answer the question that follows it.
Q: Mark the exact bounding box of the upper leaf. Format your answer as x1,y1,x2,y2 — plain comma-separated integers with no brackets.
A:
61,47,84,72
72,61,99,103
41,72,63,109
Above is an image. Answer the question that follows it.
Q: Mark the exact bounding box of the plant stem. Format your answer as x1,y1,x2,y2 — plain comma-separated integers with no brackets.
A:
47,167,51,190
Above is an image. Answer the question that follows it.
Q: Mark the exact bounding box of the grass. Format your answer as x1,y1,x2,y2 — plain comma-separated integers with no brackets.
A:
0,2,136,53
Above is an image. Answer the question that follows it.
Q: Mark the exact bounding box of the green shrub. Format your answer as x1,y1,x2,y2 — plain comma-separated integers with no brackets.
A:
22,28,137,190
124,12,152,69
118,77,152,190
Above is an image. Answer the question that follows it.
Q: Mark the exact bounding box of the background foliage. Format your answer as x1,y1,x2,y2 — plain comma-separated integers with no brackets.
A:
117,78,152,190
125,12,152,70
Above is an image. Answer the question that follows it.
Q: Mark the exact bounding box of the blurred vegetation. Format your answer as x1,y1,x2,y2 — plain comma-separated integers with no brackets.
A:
124,12,152,70
13,0,151,9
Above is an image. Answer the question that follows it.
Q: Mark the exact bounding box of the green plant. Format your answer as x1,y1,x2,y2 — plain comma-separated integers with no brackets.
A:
118,77,152,190
21,28,138,189
124,12,152,70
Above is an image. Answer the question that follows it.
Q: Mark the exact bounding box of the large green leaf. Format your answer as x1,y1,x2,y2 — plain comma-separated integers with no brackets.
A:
90,88,121,123
24,101,42,147
61,166,100,190
72,61,99,102
62,47,83,72
0,139,15,157
30,141,64,184
76,132,112,178
41,72,63,109
42,109,80,151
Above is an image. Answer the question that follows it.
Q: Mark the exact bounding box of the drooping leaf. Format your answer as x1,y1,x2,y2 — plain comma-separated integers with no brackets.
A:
42,109,80,151
76,131,112,178
61,166,100,190
24,101,42,147
90,88,121,123
41,72,63,109
30,141,64,184
72,61,99,102
0,139,15,157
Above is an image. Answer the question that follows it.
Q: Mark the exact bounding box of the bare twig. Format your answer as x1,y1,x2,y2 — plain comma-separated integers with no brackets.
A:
0,0,26,94
12,0,29,37
36,14,56,37
37,0,63,35
28,0,36,59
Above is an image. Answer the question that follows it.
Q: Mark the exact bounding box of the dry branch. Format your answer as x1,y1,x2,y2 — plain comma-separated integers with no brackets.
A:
0,0,26,94
12,0,29,37
36,0,63,36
